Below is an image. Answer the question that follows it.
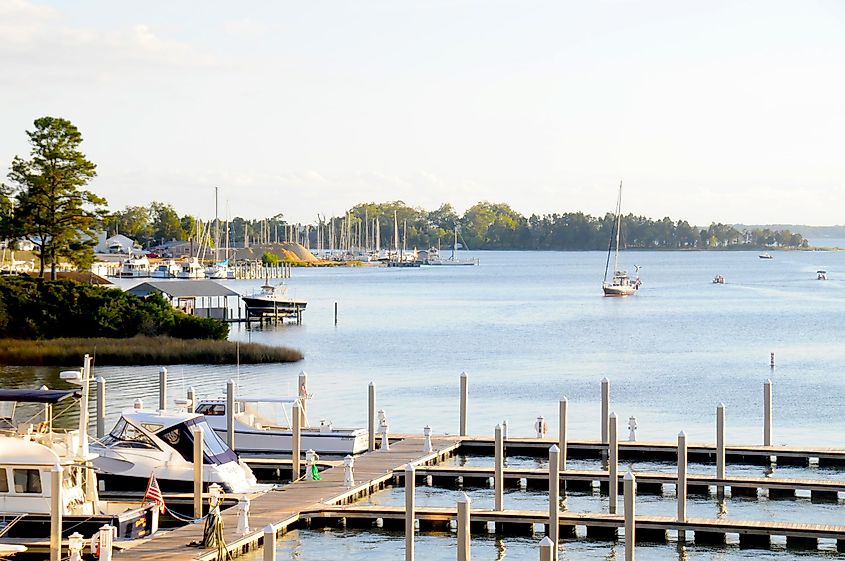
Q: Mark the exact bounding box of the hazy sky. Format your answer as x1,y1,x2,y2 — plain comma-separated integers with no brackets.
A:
1,0,843,225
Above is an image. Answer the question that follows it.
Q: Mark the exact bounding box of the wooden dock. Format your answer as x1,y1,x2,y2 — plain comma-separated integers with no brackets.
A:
116,436,460,561
402,465,845,500
460,436,845,466
303,504,845,550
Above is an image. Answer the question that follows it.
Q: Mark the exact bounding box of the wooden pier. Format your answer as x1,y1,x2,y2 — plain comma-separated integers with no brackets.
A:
116,436,460,561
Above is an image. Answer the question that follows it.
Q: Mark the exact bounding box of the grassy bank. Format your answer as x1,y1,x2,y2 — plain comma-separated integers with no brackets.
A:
0,336,303,366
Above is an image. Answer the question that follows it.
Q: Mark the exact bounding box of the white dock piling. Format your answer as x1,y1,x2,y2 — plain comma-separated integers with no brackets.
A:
134,398,143,410
609,412,618,514
538,536,554,561
68,532,84,561
405,463,415,561
263,525,276,561
457,493,471,561
226,379,236,451
97,524,114,561
344,455,355,487
601,377,610,444
292,402,301,479
96,376,106,439
159,367,167,411
187,386,196,410
460,372,469,436
535,415,547,438
494,424,504,510
764,379,772,446
423,426,432,453
559,397,568,471
368,382,376,452
624,471,636,561
50,466,62,561
548,445,560,559
237,496,250,535
716,402,726,483
193,426,203,519
502,419,508,440
298,371,308,418
677,430,687,543
378,410,390,451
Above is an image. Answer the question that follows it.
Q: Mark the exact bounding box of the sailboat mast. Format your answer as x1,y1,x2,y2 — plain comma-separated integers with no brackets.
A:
613,181,623,274
214,186,219,263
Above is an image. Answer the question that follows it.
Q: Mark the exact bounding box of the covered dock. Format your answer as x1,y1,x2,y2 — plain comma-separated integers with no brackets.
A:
126,280,240,320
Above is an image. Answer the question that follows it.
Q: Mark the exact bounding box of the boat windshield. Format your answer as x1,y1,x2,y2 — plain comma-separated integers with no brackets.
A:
156,417,237,465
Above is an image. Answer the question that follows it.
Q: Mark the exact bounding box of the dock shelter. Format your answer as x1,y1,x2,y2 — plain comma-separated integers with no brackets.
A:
126,280,239,320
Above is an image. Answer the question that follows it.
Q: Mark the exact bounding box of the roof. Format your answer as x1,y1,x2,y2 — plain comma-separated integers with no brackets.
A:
126,280,240,299
119,409,203,432
21,271,112,285
0,389,80,404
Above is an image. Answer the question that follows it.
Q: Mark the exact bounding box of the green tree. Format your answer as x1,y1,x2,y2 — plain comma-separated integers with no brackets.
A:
5,117,105,278
150,202,185,243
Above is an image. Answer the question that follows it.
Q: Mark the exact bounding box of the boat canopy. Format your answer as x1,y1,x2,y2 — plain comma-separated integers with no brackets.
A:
0,389,80,404
236,396,299,404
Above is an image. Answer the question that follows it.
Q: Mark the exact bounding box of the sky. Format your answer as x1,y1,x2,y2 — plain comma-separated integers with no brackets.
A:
1,0,843,225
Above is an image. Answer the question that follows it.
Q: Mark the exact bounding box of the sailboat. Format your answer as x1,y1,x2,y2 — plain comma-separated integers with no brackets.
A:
426,224,478,266
602,182,641,297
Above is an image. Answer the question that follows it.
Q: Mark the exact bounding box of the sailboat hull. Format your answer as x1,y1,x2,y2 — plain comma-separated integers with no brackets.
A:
602,283,637,297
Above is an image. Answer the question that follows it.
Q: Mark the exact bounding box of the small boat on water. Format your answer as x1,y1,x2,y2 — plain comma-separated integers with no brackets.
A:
176,256,204,279
196,396,368,456
242,282,307,318
150,259,180,278
116,255,151,278
759,252,774,259
91,407,263,494
426,225,478,266
602,182,641,297
713,275,725,284
817,270,828,280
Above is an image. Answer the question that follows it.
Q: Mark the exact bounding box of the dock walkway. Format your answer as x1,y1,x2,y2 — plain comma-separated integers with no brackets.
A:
118,436,459,561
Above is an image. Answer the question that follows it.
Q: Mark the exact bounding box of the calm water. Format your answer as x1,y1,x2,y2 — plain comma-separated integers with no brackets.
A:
5,250,845,560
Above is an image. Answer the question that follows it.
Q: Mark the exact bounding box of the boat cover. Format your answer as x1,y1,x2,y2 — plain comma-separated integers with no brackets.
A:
0,389,80,403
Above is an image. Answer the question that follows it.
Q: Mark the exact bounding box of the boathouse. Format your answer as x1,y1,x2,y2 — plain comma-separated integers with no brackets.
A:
126,280,239,319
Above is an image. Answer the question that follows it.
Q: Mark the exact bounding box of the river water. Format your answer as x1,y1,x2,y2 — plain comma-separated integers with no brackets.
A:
5,249,845,560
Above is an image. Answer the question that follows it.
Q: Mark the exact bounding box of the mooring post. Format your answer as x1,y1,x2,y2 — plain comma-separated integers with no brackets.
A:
624,471,636,561
187,386,196,411
548,445,560,559
292,402,302,480
770,352,775,368
538,536,554,561
423,425,432,453
226,379,236,451
237,496,250,535
263,525,276,561
344,455,355,487
134,398,143,410
609,412,619,514
368,382,376,452
159,367,168,411
716,402,726,485
457,493,471,561
97,524,114,561
50,466,63,561
298,371,308,418
460,372,469,436
334,302,338,325
96,376,106,439
405,463,415,561
601,377,610,445
494,424,504,510
502,419,508,440
193,426,203,519
559,397,568,471
68,533,84,561
677,430,687,542
763,379,772,447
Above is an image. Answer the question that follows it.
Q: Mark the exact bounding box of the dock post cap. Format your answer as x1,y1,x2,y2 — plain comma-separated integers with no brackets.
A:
160,367,167,374
495,423,502,430
96,375,106,382
460,371,468,377
624,471,636,481
405,463,415,473
369,381,375,386
227,378,236,384
299,370,307,375
609,411,617,419
263,524,274,533
561,395,568,402
457,492,471,505
678,430,686,438
539,536,554,546
764,378,772,384
717,402,725,408
549,444,560,453
601,377,609,383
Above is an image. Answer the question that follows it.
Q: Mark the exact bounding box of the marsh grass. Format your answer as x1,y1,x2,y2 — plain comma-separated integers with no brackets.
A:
0,336,303,366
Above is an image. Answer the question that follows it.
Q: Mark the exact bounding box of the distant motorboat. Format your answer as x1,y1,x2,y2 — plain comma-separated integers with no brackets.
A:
242,282,307,318
150,259,179,278
713,275,725,284
176,256,204,279
116,255,151,278
759,252,773,259
817,270,828,280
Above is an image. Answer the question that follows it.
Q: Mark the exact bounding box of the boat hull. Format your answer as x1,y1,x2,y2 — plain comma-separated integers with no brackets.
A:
209,426,368,456
242,297,307,317
602,284,637,297
0,502,157,540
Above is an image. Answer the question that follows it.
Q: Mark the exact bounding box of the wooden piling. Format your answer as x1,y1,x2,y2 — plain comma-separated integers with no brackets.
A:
226,379,236,451
460,372,469,436
457,493,471,561
764,379,772,447
263,525,276,561
96,376,106,439
494,424,504,510
601,378,610,445
292,402,302,480
193,426,203,519
50,466,62,561
405,463,415,561
559,397,568,471
159,367,168,411
548,445,560,559
609,413,618,514
539,536,554,561
368,382,376,452
716,403,726,488
624,471,636,561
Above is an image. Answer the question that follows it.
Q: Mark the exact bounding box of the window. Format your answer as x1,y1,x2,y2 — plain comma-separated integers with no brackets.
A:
100,417,157,449
0,469,8,493
196,404,225,416
13,469,42,494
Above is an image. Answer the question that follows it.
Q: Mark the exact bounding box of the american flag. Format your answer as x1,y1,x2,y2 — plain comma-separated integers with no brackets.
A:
144,474,166,513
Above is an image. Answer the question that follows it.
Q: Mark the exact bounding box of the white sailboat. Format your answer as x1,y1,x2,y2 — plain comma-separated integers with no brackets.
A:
426,224,478,266
602,182,641,297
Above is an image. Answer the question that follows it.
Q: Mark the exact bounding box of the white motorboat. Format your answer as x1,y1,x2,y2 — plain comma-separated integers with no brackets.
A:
91,408,263,493
196,397,368,456
176,256,205,279
817,270,828,280
602,181,641,297
242,282,307,318
150,259,180,278
0,388,159,542
116,255,151,278
759,252,773,259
